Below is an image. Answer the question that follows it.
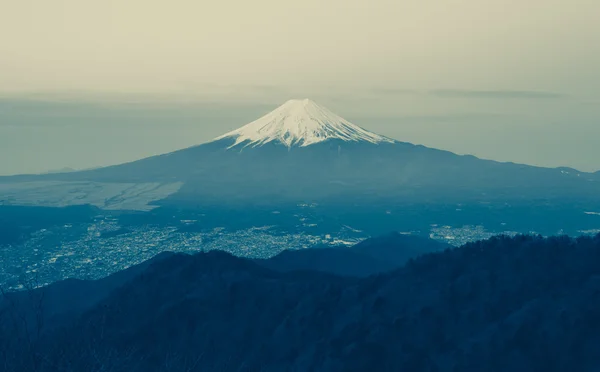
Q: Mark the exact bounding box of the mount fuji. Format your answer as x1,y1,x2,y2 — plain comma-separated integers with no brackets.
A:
215,98,395,148
1,99,599,210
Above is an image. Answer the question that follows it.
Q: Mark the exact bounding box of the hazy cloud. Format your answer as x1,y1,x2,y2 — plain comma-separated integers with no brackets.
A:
430,89,567,99
2,0,598,95
349,113,515,125
369,88,419,96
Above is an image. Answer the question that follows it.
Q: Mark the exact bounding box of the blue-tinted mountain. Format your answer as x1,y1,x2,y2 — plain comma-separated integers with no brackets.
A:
2,99,598,207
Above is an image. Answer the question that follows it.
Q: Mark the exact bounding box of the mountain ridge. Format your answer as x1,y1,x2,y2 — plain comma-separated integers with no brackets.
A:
0,233,441,328
4,234,600,371
258,232,449,277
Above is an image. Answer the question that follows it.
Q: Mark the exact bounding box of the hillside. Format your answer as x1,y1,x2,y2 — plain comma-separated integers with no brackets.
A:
3,234,600,371
260,232,449,277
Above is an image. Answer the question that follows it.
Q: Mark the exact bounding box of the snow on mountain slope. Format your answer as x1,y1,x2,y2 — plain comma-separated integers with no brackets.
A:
213,99,394,148
0,181,183,211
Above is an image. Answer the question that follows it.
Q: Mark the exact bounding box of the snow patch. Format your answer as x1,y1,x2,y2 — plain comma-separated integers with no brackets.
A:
0,181,182,211
213,99,394,148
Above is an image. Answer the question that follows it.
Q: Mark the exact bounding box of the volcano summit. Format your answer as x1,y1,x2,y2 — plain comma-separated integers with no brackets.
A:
214,99,394,148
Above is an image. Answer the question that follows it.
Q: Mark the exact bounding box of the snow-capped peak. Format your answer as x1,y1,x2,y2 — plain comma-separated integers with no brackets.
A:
213,99,394,148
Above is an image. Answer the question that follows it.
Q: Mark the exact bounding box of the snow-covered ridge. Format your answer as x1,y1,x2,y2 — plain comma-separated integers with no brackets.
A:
213,99,395,148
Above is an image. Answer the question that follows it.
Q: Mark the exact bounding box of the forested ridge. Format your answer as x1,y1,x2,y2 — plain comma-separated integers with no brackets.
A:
2,234,600,371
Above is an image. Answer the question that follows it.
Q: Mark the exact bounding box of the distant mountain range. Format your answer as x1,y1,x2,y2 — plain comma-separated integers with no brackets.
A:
0,233,445,342
2,233,446,318
2,99,599,209
3,233,600,371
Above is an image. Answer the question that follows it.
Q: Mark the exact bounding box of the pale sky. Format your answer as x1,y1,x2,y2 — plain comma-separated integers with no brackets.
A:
1,0,599,174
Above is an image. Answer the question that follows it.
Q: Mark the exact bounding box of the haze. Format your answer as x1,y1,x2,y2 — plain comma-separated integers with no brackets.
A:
1,0,599,175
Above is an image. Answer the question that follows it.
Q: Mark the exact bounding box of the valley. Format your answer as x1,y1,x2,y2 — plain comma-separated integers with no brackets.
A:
2,200,599,290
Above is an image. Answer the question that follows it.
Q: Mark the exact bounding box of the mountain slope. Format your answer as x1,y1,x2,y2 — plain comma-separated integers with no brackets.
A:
1,99,598,208
0,251,176,330
260,232,449,277
350,232,449,261
1,233,440,322
4,234,600,371
214,98,394,148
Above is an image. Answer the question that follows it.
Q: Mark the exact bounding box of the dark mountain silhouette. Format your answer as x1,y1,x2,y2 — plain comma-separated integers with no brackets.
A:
1,234,440,324
258,247,387,277
0,252,176,330
3,234,600,371
260,232,449,277
349,232,447,262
